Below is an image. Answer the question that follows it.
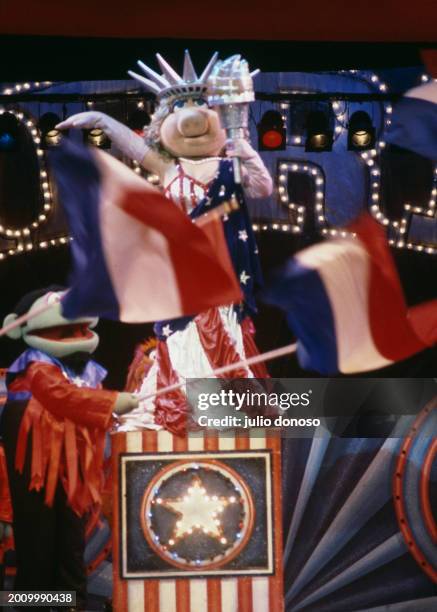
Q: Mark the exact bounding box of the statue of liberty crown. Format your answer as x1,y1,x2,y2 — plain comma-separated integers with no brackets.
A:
128,50,218,102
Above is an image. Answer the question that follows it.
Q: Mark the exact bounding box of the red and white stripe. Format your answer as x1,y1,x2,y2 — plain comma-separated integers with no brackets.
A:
96,152,186,322
165,172,209,214
112,428,283,612
295,238,395,373
92,150,241,323
295,214,433,373
119,307,265,431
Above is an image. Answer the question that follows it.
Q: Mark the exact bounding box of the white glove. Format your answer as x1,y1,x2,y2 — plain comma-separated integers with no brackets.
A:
56,112,148,163
226,139,273,198
113,392,140,415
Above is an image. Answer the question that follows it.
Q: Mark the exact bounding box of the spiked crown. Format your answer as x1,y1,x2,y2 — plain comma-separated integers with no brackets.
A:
128,50,218,103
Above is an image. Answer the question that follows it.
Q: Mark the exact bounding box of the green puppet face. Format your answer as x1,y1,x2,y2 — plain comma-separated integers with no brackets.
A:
3,290,99,359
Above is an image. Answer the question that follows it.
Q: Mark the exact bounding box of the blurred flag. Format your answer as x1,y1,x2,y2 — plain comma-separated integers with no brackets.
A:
49,141,242,322
261,214,437,374
386,80,437,160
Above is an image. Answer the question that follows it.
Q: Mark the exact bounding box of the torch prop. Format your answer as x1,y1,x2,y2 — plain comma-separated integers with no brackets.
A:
207,55,259,184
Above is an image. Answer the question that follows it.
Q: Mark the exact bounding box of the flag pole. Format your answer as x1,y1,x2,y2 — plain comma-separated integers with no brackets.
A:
136,342,298,403
193,197,240,227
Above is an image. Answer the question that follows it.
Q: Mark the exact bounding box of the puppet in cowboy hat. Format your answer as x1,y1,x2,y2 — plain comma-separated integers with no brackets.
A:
0,286,138,608
57,51,272,433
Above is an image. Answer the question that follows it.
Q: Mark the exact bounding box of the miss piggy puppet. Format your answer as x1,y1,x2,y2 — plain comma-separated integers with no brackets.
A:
58,51,272,433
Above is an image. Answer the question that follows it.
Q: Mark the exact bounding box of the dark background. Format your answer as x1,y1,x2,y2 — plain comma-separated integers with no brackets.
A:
0,37,435,81
0,0,436,42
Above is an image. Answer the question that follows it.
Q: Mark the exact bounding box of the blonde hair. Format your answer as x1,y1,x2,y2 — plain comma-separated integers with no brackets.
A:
143,100,175,160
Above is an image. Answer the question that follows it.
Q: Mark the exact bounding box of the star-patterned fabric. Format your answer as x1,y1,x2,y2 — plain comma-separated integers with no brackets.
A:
123,160,268,432
154,159,262,340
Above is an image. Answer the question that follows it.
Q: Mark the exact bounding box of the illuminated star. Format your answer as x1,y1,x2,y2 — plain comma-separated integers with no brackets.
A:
162,324,172,337
238,230,248,242
240,271,250,285
161,478,232,541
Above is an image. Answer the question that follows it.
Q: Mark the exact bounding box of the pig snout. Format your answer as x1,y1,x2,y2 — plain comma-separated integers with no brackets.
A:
177,109,209,137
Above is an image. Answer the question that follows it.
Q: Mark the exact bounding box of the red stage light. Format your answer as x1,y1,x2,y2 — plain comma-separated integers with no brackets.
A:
262,129,285,149
258,110,286,151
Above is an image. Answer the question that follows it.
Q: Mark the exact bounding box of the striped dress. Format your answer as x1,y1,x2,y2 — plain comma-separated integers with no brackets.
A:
120,157,267,433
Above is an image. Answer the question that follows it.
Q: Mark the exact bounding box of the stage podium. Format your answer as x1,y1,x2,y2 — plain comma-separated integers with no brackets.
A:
111,429,283,612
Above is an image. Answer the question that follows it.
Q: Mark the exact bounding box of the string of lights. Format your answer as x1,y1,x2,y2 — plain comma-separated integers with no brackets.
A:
266,70,436,252
0,105,54,249
0,98,156,261
354,71,436,255
0,74,435,260
0,235,72,261
2,81,53,96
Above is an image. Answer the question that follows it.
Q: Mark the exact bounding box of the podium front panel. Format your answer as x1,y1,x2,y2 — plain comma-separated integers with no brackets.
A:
111,429,283,612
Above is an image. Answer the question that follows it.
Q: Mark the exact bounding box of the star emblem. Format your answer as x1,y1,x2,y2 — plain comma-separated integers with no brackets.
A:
159,477,235,545
238,230,248,242
162,324,172,337
141,460,255,570
240,271,250,285
71,376,87,387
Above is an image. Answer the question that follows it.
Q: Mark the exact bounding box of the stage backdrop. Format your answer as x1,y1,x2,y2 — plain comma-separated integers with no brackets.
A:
0,66,436,380
0,66,436,261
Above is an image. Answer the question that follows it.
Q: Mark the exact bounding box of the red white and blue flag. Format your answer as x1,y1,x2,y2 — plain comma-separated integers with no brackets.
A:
261,214,437,374
386,80,437,160
50,141,242,323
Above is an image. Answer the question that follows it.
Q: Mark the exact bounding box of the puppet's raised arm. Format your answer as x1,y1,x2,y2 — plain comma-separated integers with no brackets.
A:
56,112,168,177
